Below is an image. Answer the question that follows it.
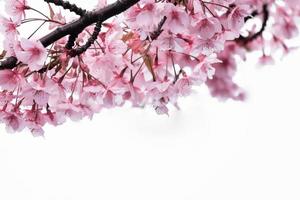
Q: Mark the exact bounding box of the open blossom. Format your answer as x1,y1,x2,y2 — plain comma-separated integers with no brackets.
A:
0,110,25,133
0,70,22,91
193,17,222,39
5,0,27,23
14,38,47,71
228,6,249,32
23,109,46,137
135,3,161,32
164,3,190,34
0,17,18,38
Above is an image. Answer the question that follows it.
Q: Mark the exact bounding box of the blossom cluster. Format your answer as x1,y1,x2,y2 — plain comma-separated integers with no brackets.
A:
0,0,299,135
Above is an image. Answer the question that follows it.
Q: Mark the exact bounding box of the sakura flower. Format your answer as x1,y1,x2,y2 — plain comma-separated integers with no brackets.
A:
135,3,161,32
45,109,66,126
3,38,17,57
193,37,224,55
164,3,190,34
0,70,21,91
0,16,18,38
193,17,222,39
0,110,25,133
48,11,66,30
106,39,127,55
206,76,246,101
273,20,299,39
22,77,61,107
153,96,170,116
206,44,245,101
55,102,84,122
123,83,145,107
0,91,14,107
22,87,50,106
14,38,47,71
101,89,122,108
87,55,115,84
155,104,169,115
228,6,249,32
5,0,28,23
257,54,275,66
174,77,192,97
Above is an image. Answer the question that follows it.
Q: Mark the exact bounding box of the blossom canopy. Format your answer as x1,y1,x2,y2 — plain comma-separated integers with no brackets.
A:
0,0,299,135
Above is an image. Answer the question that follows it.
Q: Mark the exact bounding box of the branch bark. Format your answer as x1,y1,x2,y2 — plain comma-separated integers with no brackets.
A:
0,0,140,70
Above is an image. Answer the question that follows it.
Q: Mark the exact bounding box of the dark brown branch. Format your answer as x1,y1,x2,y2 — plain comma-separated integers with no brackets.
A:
0,0,140,70
0,57,18,70
65,33,80,49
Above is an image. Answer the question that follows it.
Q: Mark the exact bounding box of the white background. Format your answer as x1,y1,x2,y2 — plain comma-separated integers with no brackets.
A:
0,1,300,200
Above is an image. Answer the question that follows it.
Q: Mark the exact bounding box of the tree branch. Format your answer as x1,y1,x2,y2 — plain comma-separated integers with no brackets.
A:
0,0,140,70
69,21,102,57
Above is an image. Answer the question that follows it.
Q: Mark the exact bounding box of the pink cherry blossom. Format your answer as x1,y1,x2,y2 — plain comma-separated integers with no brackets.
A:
0,17,18,38
0,70,21,91
5,0,28,23
0,109,25,133
164,3,189,34
228,6,249,32
193,17,222,39
15,38,47,71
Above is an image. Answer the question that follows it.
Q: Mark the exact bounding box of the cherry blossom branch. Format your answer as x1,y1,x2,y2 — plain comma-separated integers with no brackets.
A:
68,21,102,57
43,0,88,49
0,0,140,70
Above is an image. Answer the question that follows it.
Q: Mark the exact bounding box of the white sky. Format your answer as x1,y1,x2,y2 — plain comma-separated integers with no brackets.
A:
0,1,300,200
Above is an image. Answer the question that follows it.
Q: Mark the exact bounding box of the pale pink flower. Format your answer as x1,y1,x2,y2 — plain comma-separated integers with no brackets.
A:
55,102,84,122
135,3,160,32
258,54,275,66
194,38,224,55
0,70,21,91
193,17,222,39
155,104,169,115
228,6,249,31
15,38,47,71
0,111,25,133
48,11,66,30
23,109,46,137
22,77,62,107
0,91,14,107
164,4,190,34
0,16,18,38
5,0,27,23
